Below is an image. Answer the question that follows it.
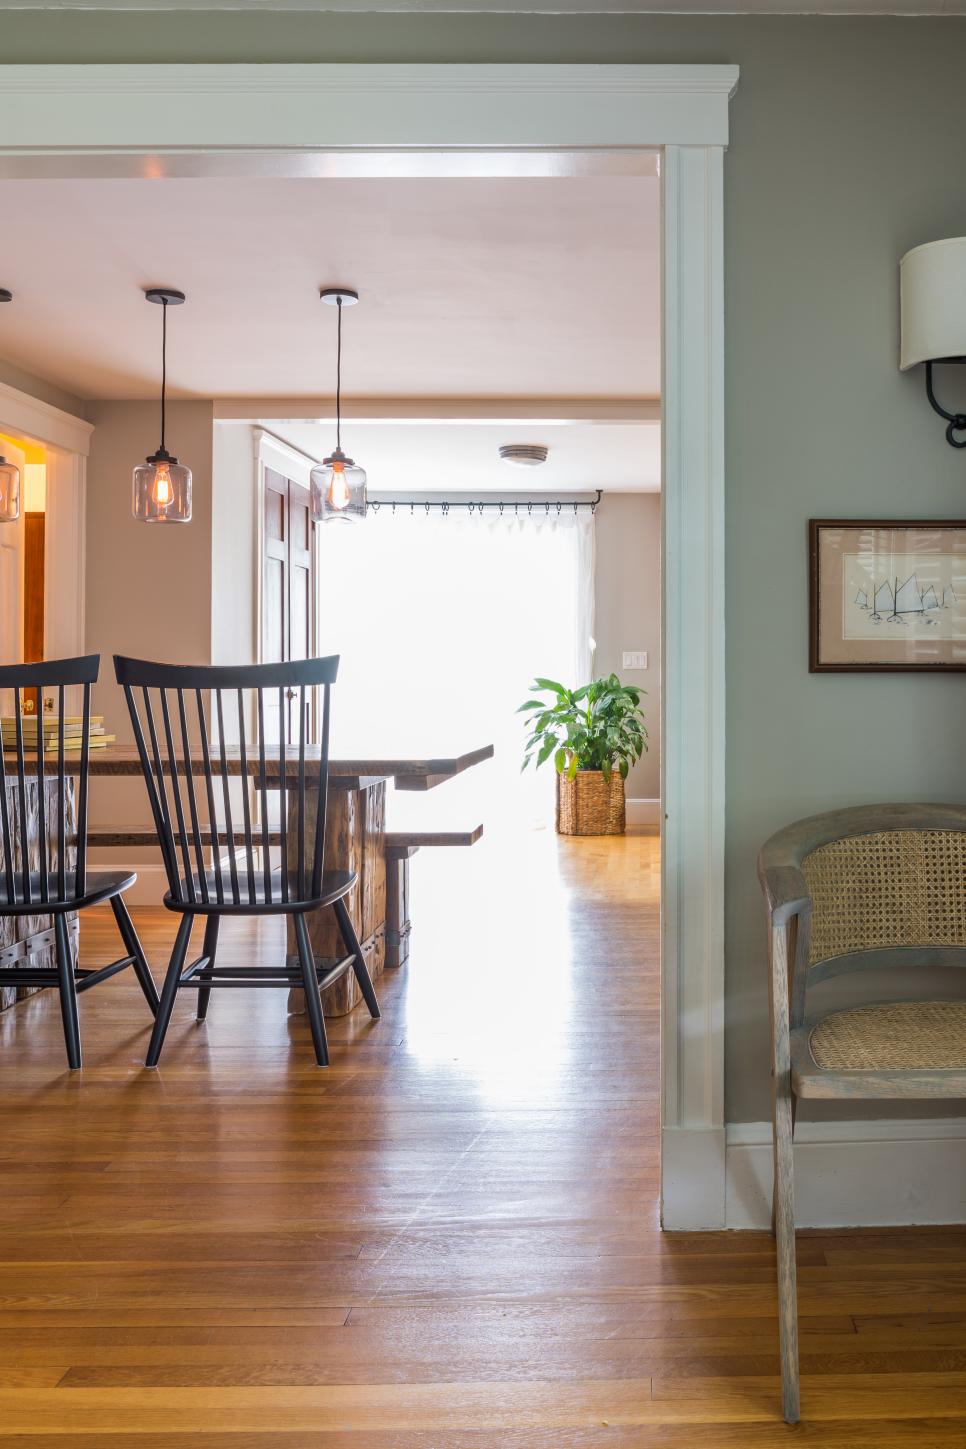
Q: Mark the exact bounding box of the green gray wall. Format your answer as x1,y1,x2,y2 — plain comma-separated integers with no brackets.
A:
6,12,966,1122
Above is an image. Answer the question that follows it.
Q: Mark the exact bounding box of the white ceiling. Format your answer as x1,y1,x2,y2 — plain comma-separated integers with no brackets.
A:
265,419,661,493
0,174,659,403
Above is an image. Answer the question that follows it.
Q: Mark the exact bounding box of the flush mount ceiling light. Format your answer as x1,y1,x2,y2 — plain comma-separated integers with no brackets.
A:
133,287,193,522
310,288,367,524
0,289,21,524
499,444,550,467
900,238,966,450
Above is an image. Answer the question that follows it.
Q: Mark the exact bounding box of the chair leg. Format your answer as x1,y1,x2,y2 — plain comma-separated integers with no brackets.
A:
54,912,81,1071
294,911,329,1067
196,915,220,1022
773,1086,800,1424
333,895,380,1020
144,914,193,1069
110,893,160,1016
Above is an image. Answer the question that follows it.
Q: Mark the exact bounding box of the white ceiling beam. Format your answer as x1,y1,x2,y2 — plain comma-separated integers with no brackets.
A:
213,397,661,425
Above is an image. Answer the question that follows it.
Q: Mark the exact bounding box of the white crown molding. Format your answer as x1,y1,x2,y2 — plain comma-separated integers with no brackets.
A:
0,63,739,152
0,379,93,455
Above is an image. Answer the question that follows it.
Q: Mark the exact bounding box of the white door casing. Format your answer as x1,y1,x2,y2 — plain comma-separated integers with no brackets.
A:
0,62,737,1228
0,438,26,691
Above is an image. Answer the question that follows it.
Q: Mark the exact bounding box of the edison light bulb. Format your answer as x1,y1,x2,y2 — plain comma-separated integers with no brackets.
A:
151,461,173,510
327,460,351,511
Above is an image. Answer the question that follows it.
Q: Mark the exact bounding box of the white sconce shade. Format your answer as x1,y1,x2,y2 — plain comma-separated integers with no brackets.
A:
900,237,966,370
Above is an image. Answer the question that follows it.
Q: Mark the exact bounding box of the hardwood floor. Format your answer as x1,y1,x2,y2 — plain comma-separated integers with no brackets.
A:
2,826,966,1443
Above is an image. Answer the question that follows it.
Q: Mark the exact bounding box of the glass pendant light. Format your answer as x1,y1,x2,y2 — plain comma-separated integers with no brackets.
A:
310,288,367,524
0,454,21,525
0,288,20,523
133,288,192,523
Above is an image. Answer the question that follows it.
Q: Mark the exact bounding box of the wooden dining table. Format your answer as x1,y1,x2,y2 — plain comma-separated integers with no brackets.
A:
0,741,493,1017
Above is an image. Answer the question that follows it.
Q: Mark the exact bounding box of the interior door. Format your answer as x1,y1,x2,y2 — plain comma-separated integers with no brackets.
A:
286,478,312,740
261,466,314,746
0,441,26,716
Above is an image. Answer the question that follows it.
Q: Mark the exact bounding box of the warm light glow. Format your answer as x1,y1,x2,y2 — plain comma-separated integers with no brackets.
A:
151,462,173,510
327,460,351,511
23,464,46,513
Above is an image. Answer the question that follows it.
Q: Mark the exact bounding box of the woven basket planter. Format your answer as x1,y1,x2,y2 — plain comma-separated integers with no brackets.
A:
556,770,626,836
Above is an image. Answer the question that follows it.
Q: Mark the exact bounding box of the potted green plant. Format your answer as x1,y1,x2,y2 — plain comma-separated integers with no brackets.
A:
518,674,648,836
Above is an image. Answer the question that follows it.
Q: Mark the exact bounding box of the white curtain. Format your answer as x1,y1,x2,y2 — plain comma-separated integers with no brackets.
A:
316,506,596,827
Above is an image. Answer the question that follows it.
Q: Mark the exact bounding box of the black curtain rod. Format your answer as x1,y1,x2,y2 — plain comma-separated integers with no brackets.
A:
369,490,602,516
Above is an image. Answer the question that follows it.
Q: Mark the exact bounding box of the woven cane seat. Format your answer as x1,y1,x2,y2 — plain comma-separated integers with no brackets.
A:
809,1000,966,1071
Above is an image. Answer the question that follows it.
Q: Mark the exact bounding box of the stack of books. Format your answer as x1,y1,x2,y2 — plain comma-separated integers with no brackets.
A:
1,716,115,753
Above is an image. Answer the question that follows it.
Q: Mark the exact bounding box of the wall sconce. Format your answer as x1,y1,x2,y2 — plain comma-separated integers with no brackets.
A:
900,237,966,450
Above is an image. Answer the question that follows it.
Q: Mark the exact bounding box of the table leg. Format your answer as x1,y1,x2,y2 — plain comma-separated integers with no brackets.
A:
286,779,387,1018
0,778,78,1011
385,846,416,970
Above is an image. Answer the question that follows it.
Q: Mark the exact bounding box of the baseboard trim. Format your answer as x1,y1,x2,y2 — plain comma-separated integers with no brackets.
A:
726,1117,966,1228
626,797,662,827
662,1125,726,1229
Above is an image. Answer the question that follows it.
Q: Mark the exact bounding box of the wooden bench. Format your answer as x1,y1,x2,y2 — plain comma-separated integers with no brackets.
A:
88,822,484,972
383,824,483,970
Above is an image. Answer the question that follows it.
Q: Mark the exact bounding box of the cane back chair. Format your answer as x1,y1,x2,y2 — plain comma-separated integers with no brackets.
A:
0,655,159,1068
114,654,380,1068
758,802,966,1423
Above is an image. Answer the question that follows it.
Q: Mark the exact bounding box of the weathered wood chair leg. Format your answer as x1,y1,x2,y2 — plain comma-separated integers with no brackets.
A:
145,914,193,1068
196,916,220,1022
773,1087,800,1424
54,912,81,1070
294,911,329,1066
334,895,380,1020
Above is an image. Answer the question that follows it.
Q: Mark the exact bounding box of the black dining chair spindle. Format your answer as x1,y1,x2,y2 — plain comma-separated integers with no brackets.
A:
0,655,159,1069
113,654,379,1068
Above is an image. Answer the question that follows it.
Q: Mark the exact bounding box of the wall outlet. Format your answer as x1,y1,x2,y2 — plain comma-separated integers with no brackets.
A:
622,650,648,670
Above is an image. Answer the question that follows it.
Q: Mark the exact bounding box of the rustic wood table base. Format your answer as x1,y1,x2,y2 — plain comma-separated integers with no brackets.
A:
286,778,387,1018
0,778,78,1010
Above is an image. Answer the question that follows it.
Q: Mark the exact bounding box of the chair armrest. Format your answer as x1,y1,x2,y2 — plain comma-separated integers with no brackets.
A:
757,860,810,927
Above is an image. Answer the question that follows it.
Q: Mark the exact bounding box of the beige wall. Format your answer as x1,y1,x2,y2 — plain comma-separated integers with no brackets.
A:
594,493,661,805
85,399,214,849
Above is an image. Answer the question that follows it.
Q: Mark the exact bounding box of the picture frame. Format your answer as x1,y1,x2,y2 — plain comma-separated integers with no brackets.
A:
809,519,966,673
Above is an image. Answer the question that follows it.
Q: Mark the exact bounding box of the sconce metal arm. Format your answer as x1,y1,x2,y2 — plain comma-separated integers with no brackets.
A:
925,360,966,449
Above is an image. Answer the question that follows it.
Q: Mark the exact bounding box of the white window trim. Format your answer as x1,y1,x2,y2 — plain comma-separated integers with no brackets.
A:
0,61,738,1229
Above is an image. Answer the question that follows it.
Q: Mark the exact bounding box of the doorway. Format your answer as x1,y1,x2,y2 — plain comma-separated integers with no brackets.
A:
0,61,733,1225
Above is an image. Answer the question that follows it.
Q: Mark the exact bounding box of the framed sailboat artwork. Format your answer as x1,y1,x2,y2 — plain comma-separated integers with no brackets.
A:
810,520,966,672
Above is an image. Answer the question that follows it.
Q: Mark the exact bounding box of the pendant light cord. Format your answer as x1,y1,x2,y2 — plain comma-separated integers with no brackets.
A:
336,295,343,453
159,298,168,454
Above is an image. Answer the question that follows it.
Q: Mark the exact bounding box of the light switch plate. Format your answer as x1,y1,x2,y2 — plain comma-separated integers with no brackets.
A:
622,650,648,670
